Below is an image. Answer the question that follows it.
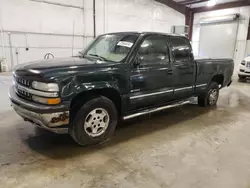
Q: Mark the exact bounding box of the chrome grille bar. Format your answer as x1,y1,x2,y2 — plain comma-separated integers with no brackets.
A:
16,84,58,98
15,76,31,87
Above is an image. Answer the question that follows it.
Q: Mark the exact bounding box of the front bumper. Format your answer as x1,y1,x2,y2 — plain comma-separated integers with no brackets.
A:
238,72,250,76
9,86,70,134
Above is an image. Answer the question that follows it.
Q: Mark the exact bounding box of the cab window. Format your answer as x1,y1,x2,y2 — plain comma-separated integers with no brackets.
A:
137,35,170,64
170,37,191,62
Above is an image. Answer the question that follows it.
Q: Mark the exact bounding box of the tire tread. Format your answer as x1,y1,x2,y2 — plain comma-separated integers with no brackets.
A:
198,82,219,107
69,96,118,146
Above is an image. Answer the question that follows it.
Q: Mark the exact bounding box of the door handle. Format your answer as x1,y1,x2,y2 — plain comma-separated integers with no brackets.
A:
167,70,173,74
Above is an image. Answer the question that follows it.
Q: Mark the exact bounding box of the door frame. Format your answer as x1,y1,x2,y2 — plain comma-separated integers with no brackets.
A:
168,36,196,98
128,34,175,110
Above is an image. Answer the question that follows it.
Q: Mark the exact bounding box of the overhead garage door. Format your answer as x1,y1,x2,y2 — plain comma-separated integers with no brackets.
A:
198,21,239,58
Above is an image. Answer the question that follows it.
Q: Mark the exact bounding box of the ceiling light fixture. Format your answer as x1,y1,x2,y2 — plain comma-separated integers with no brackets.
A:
207,0,216,7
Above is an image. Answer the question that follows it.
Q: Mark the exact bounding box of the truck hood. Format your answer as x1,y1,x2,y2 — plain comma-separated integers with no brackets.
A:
14,57,119,81
14,57,107,70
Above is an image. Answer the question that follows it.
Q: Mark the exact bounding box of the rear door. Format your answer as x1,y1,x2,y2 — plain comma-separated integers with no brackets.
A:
169,36,196,99
129,35,174,110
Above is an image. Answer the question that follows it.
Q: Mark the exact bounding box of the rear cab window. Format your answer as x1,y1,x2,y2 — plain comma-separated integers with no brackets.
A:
170,36,192,62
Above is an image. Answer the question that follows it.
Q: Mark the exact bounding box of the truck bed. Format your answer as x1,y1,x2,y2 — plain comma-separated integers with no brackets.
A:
194,57,234,88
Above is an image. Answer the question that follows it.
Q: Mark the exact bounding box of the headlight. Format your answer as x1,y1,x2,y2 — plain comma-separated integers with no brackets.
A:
32,81,59,92
241,60,246,65
32,96,61,105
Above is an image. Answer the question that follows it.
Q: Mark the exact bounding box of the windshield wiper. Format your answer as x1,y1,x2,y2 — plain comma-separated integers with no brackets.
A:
88,54,107,61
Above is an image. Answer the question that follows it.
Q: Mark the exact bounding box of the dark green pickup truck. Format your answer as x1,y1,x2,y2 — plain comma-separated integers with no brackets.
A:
9,32,234,146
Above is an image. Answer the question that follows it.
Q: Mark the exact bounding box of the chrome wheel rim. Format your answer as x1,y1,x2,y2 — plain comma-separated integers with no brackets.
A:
209,89,218,105
84,108,110,137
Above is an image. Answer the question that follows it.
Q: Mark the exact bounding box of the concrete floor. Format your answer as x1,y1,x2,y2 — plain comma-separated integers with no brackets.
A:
1,74,250,188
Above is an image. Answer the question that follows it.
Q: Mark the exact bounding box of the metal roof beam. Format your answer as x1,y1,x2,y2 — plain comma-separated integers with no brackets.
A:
156,0,189,14
179,0,209,5
193,0,250,13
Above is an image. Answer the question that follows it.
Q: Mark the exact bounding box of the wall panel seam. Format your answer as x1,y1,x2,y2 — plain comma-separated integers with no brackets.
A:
27,0,84,9
0,30,92,38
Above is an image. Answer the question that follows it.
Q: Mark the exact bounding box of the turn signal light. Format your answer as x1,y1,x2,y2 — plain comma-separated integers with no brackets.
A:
47,98,61,105
32,95,61,105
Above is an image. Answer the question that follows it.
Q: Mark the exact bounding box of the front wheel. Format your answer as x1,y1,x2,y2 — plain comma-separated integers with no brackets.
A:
69,96,118,146
198,82,219,107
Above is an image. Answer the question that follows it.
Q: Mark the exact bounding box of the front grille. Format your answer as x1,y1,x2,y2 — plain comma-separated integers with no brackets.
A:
14,76,32,100
16,87,32,100
15,76,31,87
246,62,250,68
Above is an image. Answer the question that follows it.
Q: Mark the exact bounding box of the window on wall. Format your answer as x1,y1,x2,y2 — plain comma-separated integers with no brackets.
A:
170,37,191,62
137,35,170,64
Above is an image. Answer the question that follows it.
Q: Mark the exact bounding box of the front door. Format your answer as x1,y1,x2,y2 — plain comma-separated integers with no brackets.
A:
129,35,174,111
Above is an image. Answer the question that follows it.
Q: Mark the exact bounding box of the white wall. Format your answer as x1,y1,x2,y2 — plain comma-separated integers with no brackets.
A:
0,0,85,71
84,0,185,45
192,6,250,74
0,0,185,71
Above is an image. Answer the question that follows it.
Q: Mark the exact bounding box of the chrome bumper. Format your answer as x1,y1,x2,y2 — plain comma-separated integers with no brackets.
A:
12,103,69,134
9,86,69,134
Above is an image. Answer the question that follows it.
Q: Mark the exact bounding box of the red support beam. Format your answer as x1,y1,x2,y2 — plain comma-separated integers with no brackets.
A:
193,0,250,13
156,0,188,14
247,18,250,40
180,0,209,5
185,10,194,40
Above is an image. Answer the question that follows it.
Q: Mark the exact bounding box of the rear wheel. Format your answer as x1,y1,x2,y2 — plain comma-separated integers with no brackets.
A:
198,82,219,107
69,96,118,146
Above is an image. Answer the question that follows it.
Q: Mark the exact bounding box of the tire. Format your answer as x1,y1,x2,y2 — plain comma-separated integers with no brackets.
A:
69,96,118,146
198,82,219,107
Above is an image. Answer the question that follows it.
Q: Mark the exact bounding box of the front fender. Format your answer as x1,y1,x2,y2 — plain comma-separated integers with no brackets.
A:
60,76,121,101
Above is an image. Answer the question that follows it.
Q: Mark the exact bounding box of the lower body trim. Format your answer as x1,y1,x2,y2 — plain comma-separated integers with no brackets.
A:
123,100,190,120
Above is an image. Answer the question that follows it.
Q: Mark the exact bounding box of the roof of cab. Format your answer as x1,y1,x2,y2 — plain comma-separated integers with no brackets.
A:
103,31,185,37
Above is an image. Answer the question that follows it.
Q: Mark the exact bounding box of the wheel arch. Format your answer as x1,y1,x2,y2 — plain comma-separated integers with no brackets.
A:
69,88,122,123
211,74,224,88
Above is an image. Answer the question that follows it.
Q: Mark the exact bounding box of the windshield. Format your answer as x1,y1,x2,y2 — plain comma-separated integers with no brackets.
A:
84,34,139,63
